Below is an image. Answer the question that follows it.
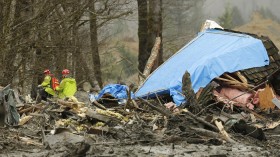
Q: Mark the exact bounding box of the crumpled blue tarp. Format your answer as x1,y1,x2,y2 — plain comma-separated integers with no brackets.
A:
135,29,270,105
95,84,135,101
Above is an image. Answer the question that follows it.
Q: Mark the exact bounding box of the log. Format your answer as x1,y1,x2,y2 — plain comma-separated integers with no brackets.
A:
57,100,78,109
182,109,219,132
189,127,236,143
86,109,112,123
189,127,220,138
140,37,161,84
91,100,107,110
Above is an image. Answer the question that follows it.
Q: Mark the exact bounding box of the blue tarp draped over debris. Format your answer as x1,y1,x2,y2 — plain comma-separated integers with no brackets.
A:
135,29,270,105
95,84,135,100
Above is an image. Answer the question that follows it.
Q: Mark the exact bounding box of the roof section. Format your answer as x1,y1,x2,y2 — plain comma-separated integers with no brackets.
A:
135,29,269,98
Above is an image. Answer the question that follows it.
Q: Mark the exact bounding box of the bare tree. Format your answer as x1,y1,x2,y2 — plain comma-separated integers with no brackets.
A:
137,0,163,73
0,0,134,97
89,1,103,88
137,0,148,73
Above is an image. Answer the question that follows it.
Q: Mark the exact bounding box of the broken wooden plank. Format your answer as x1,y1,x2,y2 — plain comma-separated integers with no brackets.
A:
258,84,275,110
235,72,248,84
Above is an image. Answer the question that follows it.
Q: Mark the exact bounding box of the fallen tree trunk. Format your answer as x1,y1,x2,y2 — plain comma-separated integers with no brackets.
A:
140,37,161,85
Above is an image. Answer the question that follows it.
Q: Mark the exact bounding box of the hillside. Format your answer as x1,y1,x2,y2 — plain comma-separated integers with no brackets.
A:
235,13,280,49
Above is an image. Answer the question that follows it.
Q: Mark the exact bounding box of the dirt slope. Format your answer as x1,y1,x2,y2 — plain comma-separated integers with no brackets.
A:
235,13,280,50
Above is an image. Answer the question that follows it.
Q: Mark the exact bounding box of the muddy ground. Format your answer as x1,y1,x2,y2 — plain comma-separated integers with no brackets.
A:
1,91,280,157
1,117,280,157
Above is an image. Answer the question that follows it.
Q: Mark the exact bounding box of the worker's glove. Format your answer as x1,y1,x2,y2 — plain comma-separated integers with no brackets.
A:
37,85,42,88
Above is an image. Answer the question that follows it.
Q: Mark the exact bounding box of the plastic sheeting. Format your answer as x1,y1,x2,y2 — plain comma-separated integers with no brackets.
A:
95,84,135,100
135,29,269,104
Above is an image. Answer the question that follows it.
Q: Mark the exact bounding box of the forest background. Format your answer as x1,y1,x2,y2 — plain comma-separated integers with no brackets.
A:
0,0,279,97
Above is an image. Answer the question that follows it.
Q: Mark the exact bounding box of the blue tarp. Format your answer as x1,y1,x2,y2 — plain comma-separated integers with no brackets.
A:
135,29,269,105
95,84,135,100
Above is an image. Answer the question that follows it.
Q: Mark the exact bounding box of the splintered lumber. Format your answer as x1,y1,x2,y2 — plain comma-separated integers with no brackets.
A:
214,120,236,143
215,77,254,89
224,73,239,82
258,84,276,110
140,37,161,84
19,116,33,125
19,110,41,125
57,100,78,109
235,72,248,84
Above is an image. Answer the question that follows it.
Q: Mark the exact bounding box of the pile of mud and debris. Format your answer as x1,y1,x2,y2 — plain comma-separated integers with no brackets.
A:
2,27,280,157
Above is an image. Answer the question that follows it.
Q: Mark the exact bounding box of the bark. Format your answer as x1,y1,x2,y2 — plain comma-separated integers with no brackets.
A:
22,0,36,96
148,0,163,71
0,0,3,37
0,0,4,73
182,71,198,106
181,70,201,114
89,1,103,88
0,0,18,86
137,0,148,73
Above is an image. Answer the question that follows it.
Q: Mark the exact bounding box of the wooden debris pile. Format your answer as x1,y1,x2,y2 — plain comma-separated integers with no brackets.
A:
198,32,280,111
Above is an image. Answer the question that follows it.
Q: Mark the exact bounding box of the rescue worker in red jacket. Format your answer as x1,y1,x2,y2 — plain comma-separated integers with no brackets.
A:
55,69,77,99
38,69,56,101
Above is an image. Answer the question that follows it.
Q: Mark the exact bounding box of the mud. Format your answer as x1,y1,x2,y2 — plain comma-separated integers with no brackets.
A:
2,125,280,157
